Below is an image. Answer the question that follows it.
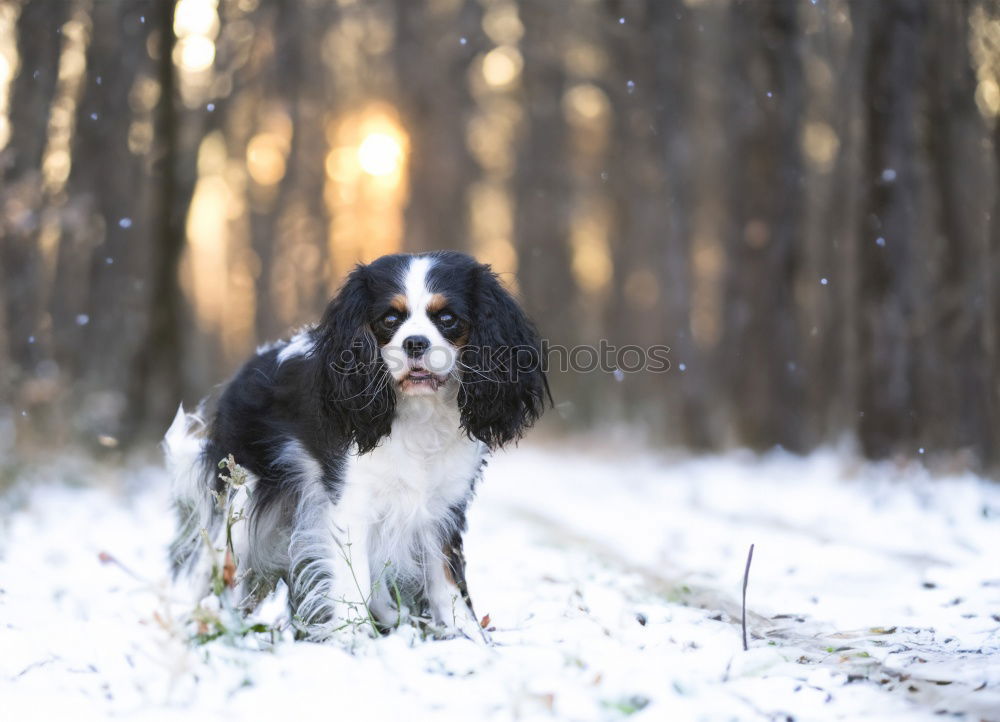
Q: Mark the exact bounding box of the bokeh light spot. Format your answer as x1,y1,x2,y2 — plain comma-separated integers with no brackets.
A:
357,132,404,177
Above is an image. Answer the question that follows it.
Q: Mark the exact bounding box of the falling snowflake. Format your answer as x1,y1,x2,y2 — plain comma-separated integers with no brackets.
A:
76,314,90,326
118,217,132,229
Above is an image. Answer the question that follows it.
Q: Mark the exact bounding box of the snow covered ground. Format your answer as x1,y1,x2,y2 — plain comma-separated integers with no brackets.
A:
1,444,999,721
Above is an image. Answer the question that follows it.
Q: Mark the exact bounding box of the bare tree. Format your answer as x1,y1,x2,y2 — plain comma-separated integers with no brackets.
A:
721,0,806,451
126,0,195,441
0,0,68,388
394,0,481,254
515,0,579,423
856,0,926,458
920,0,995,461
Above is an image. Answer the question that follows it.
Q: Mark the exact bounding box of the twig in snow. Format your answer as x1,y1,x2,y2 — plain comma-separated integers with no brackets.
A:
16,655,58,678
742,543,754,651
98,550,146,582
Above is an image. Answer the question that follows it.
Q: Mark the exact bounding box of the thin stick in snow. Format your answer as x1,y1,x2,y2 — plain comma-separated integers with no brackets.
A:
742,543,755,652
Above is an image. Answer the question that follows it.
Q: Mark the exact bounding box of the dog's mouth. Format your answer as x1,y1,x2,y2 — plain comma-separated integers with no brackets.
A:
399,368,447,392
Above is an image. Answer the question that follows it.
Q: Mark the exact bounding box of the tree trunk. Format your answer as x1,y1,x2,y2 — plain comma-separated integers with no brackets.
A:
856,0,926,458
722,0,806,451
125,0,196,442
0,0,68,381
394,0,480,255
919,0,994,464
515,0,579,423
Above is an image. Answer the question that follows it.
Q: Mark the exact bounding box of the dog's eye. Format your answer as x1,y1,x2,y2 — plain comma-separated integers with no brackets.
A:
436,311,458,330
380,313,402,330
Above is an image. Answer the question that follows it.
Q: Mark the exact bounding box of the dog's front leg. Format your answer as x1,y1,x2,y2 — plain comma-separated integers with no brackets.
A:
426,542,489,643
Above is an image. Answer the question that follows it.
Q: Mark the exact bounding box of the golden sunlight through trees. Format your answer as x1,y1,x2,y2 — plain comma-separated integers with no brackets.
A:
357,131,404,177
181,132,255,362
970,4,1000,119
173,0,218,104
0,3,20,152
325,105,409,279
465,0,523,281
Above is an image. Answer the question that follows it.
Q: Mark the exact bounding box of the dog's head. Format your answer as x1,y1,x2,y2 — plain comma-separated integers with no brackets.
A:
314,251,549,453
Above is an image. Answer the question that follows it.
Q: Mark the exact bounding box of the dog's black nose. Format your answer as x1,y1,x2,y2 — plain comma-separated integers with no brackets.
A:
402,335,430,358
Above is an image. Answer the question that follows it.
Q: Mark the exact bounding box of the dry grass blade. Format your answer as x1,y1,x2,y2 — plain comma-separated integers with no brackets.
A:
742,543,755,652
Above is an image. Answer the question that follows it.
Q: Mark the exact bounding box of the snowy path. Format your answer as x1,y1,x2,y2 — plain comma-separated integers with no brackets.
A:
1,447,999,721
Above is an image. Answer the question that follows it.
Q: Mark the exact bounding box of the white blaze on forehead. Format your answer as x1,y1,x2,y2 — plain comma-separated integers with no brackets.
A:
403,256,436,312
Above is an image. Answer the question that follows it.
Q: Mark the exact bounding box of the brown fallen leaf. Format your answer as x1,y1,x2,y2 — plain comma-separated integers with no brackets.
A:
536,693,555,711
480,613,491,629
223,548,236,588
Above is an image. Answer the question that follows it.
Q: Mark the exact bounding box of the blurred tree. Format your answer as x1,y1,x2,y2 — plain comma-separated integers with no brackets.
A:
921,0,995,462
126,0,194,442
722,0,806,452
1,0,67,381
515,0,579,423
856,0,925,458
394,0,480,255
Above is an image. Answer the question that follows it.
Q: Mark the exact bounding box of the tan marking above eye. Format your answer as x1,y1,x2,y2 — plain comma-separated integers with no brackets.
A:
389,294,408,312
427,293,448,314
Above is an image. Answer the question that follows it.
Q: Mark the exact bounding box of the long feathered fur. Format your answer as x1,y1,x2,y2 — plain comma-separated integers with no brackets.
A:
165,251,549,639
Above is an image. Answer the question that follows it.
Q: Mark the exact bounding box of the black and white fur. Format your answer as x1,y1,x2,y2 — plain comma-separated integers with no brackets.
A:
165,251,548,641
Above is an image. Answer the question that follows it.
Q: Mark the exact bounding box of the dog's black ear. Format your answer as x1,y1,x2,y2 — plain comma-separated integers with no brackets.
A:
458,265,550,449
313,264,394,453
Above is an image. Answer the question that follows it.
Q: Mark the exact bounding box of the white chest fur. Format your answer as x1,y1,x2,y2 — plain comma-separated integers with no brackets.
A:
336,390,485,582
